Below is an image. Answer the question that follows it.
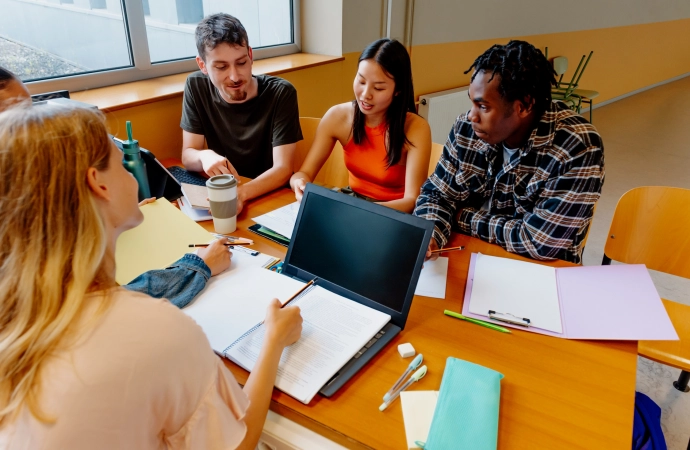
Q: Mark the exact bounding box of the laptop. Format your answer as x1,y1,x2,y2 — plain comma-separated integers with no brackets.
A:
282,183,434,396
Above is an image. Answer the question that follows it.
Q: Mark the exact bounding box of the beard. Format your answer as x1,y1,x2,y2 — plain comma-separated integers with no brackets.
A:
225,85,248,101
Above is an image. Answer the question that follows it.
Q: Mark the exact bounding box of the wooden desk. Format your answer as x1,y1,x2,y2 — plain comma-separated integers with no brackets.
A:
197,188,637,449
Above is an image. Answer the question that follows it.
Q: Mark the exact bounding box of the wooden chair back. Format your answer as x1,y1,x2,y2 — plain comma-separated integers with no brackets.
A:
295,117,350,188
294,117,320,173
604,186,690,278
428,142,444,176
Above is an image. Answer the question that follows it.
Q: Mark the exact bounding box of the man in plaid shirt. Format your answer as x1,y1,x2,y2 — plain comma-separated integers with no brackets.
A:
414,41,604,264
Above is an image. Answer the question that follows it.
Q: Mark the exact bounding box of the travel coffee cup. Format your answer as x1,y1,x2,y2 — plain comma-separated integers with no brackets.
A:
206,174,238,234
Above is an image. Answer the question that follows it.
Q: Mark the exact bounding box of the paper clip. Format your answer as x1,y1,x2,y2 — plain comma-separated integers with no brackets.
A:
488,310,531,327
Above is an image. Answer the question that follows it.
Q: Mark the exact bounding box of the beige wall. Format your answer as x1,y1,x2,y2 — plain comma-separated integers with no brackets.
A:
411,0,690,46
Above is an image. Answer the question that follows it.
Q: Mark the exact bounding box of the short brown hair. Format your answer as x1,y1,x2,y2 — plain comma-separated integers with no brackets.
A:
195,13,249,61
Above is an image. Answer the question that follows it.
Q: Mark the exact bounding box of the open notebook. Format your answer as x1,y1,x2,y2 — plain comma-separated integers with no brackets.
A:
183,266,390,404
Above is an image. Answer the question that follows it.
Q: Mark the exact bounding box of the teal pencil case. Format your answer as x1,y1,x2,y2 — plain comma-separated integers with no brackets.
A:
420,357,504,450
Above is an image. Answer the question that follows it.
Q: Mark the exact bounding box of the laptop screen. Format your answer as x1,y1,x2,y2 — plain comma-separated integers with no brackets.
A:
285,185,432,320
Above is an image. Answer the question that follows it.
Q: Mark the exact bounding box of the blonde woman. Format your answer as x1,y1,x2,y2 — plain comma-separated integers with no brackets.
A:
0,105,302,449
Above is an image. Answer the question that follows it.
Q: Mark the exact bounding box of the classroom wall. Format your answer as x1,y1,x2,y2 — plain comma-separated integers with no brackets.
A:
409,0,690,104
106,0,690,160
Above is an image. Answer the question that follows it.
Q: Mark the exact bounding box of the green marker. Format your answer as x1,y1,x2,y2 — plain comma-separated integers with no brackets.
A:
444,310,511,334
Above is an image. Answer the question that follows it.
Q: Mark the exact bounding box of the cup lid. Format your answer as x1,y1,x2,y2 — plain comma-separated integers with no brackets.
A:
206,174,237,189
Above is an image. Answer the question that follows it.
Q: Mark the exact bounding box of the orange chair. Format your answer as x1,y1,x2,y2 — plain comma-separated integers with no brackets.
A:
428,142,444,176
602,186,690,392
295,117,349,188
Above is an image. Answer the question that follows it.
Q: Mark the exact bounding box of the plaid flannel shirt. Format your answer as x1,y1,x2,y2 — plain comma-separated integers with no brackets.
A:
414,101,604,263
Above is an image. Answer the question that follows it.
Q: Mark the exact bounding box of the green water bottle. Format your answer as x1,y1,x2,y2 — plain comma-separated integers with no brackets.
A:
121,121,151,201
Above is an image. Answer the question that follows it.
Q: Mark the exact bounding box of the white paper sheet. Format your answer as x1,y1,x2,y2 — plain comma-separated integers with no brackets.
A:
226,286,391,404
183,267,304,353
468,253,563,333
415,257,449,298
401,391,438,450
252,202,299,239
178,196,212,222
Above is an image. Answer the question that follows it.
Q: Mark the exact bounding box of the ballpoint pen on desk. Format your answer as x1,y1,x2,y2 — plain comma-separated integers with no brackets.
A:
379,365,427,411
383,353,423,402
429,246,465,254
444,310,511,334
188,242,252,247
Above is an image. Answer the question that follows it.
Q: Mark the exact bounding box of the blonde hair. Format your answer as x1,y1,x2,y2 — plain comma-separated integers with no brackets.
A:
0,105,113,426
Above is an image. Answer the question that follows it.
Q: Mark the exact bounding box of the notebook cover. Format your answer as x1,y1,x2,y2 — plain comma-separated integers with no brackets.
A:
556,264,678,340
424,357,503,450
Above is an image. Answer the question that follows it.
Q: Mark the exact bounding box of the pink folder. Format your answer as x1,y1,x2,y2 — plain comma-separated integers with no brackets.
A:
461,253,678,340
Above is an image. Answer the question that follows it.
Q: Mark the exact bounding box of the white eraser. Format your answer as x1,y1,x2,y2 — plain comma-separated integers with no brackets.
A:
398,343,415,358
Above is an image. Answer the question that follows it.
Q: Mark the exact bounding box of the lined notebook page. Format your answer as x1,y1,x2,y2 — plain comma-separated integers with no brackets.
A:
183,267,304,352
468,254,563,333
226,286,391,404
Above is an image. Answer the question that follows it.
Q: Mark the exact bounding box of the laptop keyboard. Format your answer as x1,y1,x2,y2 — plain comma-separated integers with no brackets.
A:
167,166,208,187
354,329,386,359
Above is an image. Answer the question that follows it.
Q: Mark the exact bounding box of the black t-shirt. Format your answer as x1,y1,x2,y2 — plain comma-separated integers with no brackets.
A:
180,72,303,179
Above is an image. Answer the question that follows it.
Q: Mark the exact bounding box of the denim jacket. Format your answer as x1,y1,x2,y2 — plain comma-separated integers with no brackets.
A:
124,253,210,308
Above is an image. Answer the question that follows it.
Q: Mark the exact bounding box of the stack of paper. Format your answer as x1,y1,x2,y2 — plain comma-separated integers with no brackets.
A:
252,202,300,239
414,257,449,299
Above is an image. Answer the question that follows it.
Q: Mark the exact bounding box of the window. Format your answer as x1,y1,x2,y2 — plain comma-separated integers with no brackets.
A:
0,0,298,91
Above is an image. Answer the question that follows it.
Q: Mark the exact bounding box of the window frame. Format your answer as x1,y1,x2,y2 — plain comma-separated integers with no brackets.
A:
24,0,300,93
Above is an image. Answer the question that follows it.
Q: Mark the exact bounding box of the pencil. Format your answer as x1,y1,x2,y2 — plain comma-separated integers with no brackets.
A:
444,310,511,334
430,246,465,254
259,278,317,326
188,242,252,247
282,278,317,308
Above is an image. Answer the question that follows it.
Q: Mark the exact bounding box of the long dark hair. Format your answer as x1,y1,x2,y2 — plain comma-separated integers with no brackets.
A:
351,39,416,167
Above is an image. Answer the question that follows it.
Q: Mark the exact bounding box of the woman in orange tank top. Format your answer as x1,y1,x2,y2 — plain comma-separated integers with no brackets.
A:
290,39,431,213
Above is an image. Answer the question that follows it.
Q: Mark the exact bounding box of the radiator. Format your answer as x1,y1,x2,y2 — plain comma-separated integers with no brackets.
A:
418,87,473,144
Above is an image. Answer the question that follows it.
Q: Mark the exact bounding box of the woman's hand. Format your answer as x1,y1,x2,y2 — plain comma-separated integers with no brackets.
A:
196,238,232,276
138,197,156,206
263,299,303,348
291,176,308,202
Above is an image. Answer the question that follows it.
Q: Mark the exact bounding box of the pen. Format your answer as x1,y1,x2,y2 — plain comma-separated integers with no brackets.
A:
383,354,423,402
379,365,427,411
212,233,254,244
189,242,252,247
430,246,465,254
444,310,511,334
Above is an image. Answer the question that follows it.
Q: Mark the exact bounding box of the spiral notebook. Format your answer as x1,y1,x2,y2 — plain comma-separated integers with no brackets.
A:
183,266,390,404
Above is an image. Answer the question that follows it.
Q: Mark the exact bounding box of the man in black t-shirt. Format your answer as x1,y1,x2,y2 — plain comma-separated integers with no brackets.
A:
181,13,303,214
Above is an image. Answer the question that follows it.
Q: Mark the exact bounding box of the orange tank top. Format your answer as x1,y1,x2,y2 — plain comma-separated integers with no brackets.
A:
343,122,406,201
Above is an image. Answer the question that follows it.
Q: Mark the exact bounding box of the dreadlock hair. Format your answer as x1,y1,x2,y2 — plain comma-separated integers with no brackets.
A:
351,38,416,168
0,66,18,90
464,40,556,121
